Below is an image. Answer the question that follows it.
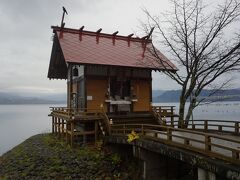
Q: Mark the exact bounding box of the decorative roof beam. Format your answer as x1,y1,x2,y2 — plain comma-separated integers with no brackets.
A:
127,33,134,47
96,28,102,34
112,31,118,36
128,33,134,38
79,26,84,31
96,28,102,44
79,26,84,41
112,31,118,45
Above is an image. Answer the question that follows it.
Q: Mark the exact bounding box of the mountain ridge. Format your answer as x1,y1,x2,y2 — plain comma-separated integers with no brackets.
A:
153,88,240,102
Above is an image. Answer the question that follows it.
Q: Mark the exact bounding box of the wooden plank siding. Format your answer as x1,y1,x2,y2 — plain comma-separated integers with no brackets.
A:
132,79,151,112
86,78,108,112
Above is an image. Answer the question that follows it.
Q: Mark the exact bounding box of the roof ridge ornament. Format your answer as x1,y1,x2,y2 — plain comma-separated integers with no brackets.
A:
61,7,68,30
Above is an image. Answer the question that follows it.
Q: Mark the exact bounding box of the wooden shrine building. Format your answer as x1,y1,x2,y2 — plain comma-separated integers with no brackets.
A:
48,26,177,145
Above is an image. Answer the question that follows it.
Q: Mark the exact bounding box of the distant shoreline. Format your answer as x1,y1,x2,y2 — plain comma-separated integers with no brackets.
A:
0,102,66,105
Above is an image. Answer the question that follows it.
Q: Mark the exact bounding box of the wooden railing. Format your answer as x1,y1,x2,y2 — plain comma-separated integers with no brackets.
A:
151,106,177,126
50,107,103,119
151,106,176,117
111,124,240,164
50,107,111,135
187,120,240,134
164,119,240,135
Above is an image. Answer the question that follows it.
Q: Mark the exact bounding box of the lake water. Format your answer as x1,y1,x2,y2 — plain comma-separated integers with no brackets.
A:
0,104,60,156
0,102,240,155
154,101,240,121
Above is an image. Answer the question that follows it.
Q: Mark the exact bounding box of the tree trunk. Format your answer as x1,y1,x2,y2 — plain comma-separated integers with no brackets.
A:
178,94,186,128
184,98,196,128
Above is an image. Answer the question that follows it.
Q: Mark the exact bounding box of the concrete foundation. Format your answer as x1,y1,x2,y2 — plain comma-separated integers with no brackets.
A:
133,145,195,180
198,168,216,180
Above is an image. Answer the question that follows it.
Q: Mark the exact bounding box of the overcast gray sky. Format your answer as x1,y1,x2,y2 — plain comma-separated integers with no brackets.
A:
0,0,238,96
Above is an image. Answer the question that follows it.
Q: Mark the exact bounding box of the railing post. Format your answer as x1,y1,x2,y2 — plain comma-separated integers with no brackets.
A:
57,118,60,137
141,124,144,135
184,139,190,145
235,122,239,134
204,121,208,131
70,121,74,147
123,124,126,135
61,119,64,138
54,116,57,133
218,125,222,132
167,128,172,141
52,116,54,133
232,150,239,160
192,124,195,130
205,135,211,152
170,106,174,127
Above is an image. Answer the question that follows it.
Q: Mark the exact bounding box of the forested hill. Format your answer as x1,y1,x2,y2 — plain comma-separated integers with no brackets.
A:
153,89,240,102
0,89,240,104
0,92,66,104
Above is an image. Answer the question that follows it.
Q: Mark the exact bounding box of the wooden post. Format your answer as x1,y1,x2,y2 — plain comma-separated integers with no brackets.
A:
184,139,190,145
70,121,74,147
54,117,57,134
57,118,60,137
141,124,144,135
205,135,211,152
218,125,222,132
232,150,239,160
204,121,208,131
61,119,64,138
235,122,239,134
167,128,172,141
66,121,69,144
52,116,54,133
95,120,98,143
170,106,174,127
192,124,195,130
123,124,126,135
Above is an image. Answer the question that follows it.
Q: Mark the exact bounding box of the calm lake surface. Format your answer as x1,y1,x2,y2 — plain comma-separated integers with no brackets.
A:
0,102,240,155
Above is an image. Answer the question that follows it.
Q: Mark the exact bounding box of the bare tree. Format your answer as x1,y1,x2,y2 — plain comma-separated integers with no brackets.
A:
143,0,240,127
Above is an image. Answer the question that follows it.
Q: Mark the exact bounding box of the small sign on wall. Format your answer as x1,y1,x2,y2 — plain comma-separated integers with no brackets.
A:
87,96,93,101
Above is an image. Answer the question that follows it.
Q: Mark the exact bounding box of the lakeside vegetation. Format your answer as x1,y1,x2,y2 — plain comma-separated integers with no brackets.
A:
0,134,141,179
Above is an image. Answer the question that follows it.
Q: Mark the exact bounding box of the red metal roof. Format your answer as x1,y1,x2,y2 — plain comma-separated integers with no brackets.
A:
52,26,177,71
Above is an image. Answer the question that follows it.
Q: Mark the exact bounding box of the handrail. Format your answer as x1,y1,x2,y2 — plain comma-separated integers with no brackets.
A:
190,120,240,135
151,105,176,126
111,123,240,164
163,119,240,134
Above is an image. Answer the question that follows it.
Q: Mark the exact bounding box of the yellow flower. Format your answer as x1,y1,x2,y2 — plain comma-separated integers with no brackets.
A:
127,130,139,143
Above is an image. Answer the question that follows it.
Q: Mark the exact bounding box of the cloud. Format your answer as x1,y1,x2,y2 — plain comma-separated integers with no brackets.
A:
5,0,237,96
